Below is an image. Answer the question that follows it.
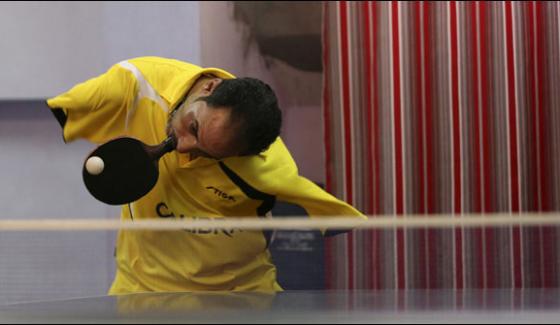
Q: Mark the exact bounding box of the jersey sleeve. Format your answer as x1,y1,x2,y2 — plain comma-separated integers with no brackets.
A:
276,173,364,218
46,63,138,144
265,155,364,217
223,138,366,235
266,161,365,236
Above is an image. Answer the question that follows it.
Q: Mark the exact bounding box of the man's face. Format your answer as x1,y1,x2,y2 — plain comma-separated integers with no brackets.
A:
168,100,240,160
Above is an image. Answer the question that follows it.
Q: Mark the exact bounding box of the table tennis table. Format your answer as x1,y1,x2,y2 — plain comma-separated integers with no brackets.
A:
1,289,559,323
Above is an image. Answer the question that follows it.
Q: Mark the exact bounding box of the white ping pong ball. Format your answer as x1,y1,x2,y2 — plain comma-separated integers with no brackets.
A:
86,156,105,175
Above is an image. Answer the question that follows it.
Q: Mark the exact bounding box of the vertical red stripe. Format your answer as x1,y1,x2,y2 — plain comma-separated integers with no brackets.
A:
505,0,523,289
391,0,406,290
391,1,404,215
323,6,333,197
371,1,382,290
469,1,485,289
469,2,482,215
526,2,539,213
322,2,334,290
526,0,544,288
478,1,496,289
413,1,428,289
450,1,463,215
363,1,374,218
505,1,521,214
321,1,331,194
526,1,544,288
423,1,438,289
372,0,381,218
362,0,375,291
450,0,464,290
424,2,435,216
480,2,493,215
339,1,355,290
339,1,353,205
535,1,548,213
535,1,556,288
414,1,426,216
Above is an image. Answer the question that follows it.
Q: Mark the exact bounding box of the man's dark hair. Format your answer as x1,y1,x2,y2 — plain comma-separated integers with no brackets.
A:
199,77,282,156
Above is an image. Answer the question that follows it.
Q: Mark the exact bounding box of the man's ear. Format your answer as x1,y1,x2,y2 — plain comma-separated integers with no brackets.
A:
201,79,223,95
176,132,198,154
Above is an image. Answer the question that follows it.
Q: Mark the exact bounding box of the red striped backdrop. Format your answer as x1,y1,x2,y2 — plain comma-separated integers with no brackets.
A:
323,1,560,290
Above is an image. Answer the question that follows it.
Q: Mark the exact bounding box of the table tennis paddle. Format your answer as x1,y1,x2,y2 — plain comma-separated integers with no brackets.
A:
82,135,177,205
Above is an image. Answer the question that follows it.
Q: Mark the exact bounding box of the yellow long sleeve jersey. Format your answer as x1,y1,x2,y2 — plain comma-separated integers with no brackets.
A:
46,57,364,294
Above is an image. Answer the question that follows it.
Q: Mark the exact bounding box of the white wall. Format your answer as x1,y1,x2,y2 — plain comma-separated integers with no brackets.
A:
0,1,200,99
0,1,201,304
0,103,118,304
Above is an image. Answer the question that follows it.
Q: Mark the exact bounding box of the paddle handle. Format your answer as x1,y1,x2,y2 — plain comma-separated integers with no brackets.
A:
145,134,177,161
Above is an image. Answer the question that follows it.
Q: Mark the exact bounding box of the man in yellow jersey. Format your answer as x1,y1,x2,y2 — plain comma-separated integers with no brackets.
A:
46,57,364,294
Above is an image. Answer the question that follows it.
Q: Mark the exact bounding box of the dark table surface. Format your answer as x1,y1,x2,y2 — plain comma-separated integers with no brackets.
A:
1,289,560,323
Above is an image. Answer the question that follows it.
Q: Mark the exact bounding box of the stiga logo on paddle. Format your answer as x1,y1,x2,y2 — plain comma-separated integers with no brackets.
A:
206,186,236,202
